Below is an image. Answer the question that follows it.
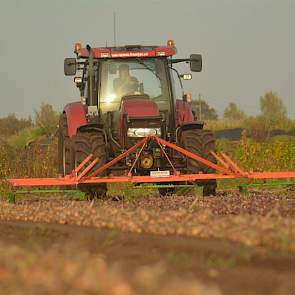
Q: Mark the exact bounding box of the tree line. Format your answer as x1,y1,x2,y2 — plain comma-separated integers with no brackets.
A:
0,91,291,146
189,91,288,125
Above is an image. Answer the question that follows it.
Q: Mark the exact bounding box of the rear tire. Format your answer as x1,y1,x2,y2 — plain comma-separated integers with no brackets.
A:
73,131,107,199
57,113,74,176
179,129,217,196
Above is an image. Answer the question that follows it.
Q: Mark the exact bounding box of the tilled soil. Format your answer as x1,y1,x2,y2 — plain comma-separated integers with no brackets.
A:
0,221,295,295
1,191,295,250
0,190,295,294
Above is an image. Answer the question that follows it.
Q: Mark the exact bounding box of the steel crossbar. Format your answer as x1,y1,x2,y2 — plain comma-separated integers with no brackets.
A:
7,136,295,188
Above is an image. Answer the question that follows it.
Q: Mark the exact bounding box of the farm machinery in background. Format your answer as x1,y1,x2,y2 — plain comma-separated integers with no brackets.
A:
8,40,295,197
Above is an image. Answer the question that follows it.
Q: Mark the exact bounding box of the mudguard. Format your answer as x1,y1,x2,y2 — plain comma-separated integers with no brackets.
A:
64,102,87,138
175,99,194,126
175,99,203,142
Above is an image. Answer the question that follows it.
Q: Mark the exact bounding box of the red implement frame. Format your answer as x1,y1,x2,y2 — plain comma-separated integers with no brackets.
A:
8,136,295,188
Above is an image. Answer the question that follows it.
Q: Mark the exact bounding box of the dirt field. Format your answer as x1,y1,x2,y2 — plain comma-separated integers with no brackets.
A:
0,190,295,294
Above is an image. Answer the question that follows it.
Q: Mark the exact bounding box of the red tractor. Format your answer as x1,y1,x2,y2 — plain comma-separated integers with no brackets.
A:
59,40,216,197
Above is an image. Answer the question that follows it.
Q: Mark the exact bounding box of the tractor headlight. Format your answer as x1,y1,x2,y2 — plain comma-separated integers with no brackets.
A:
127,128,161,138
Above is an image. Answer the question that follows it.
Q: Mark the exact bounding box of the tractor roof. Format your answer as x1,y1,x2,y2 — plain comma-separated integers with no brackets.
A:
78,43,177,59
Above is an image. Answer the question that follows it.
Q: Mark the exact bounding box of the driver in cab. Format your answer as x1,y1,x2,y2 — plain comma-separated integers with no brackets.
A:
113,64,139,97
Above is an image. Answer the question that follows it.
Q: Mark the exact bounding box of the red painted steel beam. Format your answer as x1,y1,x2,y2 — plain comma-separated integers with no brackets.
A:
8,177,78,187
7,135,295,189
83,135,231,179
7,174,235,187
76,158,98,181
154,136,230,174
210,151,230,170
90,137,148,177
247,172,295,179
8,171,295,187
127,139,147,176
8,172,295,187
82,174,243,184
156,140,178,175
73,154,93,175
220,152,245,175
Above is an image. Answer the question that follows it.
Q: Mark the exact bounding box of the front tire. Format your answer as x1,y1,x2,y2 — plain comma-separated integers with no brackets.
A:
179,129,217,196
73,130,107,199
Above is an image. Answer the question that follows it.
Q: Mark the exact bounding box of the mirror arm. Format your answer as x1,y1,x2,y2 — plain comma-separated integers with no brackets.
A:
169,66,184,97
171,58,190,64
87,45,96,108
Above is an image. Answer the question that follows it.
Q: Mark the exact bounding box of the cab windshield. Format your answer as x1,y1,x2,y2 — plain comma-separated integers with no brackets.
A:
99,58,170,113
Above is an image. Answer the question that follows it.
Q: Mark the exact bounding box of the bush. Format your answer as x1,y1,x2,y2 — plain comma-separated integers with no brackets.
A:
216,137,295,172
0,114,32,139
0,103,59,196
260,92,287,127
0,139,15,179
244,116,270,141
7,127,45,149
206,119,246,131
0,139,57,180
223,103,246,120
35,103,59,136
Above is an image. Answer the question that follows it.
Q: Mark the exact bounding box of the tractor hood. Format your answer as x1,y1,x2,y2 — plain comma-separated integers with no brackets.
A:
118,96,162,147
121,97,160,118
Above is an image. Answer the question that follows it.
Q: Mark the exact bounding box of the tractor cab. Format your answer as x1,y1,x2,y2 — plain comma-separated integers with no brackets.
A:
100,58,170,114
99,57,170,147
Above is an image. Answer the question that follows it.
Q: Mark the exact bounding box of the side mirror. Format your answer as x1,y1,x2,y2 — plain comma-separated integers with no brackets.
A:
190,54,202,72
64,58,77,76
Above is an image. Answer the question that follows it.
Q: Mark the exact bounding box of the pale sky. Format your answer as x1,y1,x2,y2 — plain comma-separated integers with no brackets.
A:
0,0,294,118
